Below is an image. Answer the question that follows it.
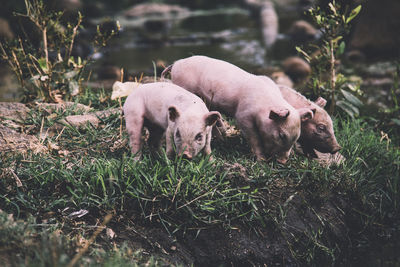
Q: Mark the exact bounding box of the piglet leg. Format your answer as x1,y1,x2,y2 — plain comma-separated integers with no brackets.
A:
237,118,266,161
204,129,214,161
126,115,144,160
165,127,175,159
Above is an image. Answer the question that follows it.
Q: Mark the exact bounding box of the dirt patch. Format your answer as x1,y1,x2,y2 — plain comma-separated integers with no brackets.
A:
108,182,351,266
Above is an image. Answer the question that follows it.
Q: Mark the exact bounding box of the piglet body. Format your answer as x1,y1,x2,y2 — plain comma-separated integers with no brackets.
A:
166,56,313,163
123,82,220,160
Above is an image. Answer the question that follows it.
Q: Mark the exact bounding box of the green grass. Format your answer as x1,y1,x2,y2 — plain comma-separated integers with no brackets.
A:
1,90,400,266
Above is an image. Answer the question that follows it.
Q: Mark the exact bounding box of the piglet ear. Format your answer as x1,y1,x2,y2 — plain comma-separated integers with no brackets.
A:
311,108,317,115
168,106,180,122
315,97,327,108
204,111,221,126
269,108,290,121
298,108,314,122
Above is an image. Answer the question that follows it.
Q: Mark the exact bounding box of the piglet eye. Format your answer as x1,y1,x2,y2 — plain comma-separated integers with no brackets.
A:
176,130,181,138
279,132,286,140
317,124,326,131
195,133,203,141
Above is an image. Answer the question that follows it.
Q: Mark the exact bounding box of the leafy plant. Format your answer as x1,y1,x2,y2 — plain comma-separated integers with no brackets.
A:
296,0,362,116
0,0,119,103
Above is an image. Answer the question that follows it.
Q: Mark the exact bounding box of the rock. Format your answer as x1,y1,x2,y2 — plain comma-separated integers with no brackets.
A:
260,0,278,48
288,20,318,43
345,49,366,63
56,108,120,129
0,125,46,154
243,0,278,47
0,18,13,40
0,102,30,122
0,18,14,40
36,102,92,114
0,66,21,102
60,114,100,128
270,71,294,88
350,0,400,58
282,56,311,84
124,3,189,18
94,108,121,119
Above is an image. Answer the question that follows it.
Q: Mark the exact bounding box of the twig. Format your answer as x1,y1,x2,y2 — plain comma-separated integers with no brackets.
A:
171,178,183,203
55,126,66,141
10,169,23,187
42,27,49,71
119,68,124,137
67,213,113,267
177,190,213,210
11,50,24,87
66,13,82,62
329,40,336,114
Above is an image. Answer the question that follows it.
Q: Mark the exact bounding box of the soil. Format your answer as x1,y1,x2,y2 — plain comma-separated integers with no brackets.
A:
105,178,352,266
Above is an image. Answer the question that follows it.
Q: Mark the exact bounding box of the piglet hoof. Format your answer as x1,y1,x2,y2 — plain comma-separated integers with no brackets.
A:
131,151,142,161
276,158,288,164
166,151,175,160
255,154,268,162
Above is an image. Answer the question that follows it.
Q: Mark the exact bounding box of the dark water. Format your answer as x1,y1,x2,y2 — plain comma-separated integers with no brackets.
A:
94,8,269,77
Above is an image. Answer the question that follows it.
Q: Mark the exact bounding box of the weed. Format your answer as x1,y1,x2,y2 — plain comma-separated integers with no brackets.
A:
0,0,118,102
297,0,363,116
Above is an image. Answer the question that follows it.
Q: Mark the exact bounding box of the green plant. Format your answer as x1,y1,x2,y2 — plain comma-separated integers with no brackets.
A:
297,0,362,116
0,0,118,103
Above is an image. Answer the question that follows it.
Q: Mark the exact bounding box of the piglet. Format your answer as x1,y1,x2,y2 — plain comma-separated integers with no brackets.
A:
163,56,314,163
276,84,341,156
123,82,221,160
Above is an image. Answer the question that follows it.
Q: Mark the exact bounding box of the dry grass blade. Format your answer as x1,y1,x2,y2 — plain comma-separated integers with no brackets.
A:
67,213,113,267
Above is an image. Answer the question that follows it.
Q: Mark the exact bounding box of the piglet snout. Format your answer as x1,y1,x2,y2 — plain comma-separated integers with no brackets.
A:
331,144,342,154
182,151,193,160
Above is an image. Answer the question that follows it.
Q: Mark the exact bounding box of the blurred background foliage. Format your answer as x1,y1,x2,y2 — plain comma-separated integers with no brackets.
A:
0,0,399,140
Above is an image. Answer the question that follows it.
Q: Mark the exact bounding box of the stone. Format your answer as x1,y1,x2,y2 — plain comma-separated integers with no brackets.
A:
0,125,46,154
0,102,30,122
282,56,311,84
56,108,120,129
270,71,294,88
288,20,318,43
0,18,14,40
124,3,189,18
260,0,278,47
36,102,92,114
